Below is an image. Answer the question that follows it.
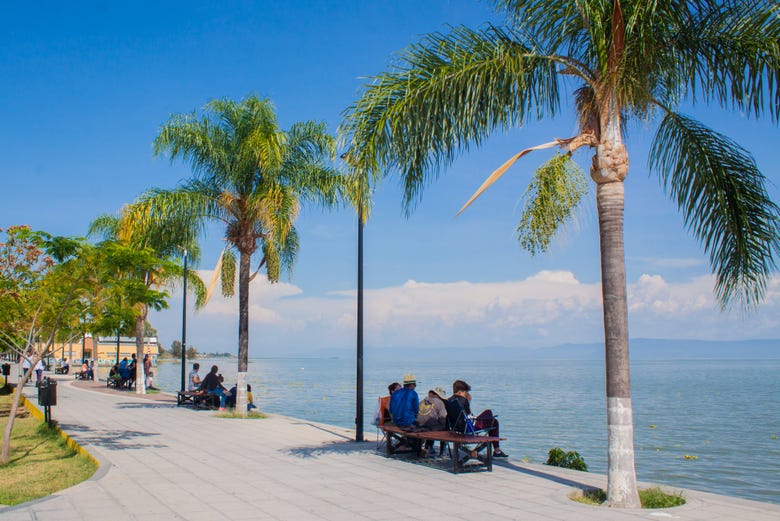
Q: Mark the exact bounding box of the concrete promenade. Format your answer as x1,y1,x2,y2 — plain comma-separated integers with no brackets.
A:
2,376,778,521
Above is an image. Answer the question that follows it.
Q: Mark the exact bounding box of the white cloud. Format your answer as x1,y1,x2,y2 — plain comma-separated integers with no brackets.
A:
151,269,780,354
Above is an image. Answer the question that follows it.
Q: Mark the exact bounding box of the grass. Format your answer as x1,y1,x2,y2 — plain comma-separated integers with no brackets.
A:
571,487,685,508
0,394,97,506
215,410,267,419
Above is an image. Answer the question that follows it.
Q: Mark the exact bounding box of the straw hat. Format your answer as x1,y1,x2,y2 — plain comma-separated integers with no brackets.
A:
402,373,416,385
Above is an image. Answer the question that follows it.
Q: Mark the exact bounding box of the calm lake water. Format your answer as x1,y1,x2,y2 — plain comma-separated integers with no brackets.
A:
147,357,779,504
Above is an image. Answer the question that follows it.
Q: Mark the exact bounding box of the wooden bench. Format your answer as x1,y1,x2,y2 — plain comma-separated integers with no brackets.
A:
177,390,217,408
106,376,124,388
75,371,92,381
380,424,505,473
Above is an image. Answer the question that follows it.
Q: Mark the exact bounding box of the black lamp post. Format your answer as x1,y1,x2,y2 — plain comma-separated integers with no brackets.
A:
180,249,188,392
355,205,364,442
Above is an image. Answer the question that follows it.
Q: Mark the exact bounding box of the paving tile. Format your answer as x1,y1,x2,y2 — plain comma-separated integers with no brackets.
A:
1,379,778,521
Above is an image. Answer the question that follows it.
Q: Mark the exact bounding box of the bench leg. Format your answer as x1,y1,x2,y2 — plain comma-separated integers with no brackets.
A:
452,442,461,473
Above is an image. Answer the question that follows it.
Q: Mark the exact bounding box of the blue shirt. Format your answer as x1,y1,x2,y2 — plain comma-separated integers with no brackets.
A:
389,387,419,427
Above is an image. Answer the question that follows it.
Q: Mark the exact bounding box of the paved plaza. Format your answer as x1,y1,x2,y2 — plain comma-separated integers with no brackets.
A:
1,375,778,520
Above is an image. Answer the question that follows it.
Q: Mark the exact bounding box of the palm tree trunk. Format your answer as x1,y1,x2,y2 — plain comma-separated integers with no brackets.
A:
134,312,146,395
236,249,250,416
596,179,641,508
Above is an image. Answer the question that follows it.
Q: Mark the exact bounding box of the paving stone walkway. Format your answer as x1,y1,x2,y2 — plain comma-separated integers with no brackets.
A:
1,374,778,520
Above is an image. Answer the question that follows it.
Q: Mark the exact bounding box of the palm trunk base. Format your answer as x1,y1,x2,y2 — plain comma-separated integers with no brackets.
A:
606,396,641,508
236,371,248,417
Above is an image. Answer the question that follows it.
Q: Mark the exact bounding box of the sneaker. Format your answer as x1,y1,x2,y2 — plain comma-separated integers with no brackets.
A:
494,450,509,458
218,407,226,411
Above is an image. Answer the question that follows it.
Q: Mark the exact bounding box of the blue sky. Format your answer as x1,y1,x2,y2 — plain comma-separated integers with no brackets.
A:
2,1,779,355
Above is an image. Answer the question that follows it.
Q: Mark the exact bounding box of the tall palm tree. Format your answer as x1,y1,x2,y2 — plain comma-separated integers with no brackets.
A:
126,95,348,414
341,0,780,507
89,214,206,394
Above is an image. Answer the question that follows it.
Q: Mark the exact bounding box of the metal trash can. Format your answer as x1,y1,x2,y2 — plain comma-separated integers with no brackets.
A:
38,378,57,407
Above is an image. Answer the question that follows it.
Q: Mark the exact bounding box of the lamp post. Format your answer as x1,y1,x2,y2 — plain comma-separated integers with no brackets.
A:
355,205,364,442
180,249,188,392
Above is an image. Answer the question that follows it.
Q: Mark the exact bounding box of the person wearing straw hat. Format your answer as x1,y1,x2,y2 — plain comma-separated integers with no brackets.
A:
389,373,419,428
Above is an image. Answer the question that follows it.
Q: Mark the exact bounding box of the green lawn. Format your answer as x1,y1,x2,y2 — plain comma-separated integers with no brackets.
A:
0,394,98,505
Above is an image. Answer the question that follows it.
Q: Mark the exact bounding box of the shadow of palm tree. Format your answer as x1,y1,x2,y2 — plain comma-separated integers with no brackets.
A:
492,460,594,489
115,402,177,409
58,423,167,450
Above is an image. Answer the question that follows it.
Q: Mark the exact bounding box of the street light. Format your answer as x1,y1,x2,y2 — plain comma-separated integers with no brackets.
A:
180,249,188,392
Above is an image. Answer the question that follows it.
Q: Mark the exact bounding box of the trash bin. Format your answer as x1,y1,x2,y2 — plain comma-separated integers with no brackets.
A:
37,379,49,406
37,378,57,406
1,363,10,376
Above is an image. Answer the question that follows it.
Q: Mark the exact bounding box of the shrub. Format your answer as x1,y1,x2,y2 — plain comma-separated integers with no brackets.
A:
546,447,588,471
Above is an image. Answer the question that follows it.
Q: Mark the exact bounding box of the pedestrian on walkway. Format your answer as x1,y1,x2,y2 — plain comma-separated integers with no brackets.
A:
34,359,44,385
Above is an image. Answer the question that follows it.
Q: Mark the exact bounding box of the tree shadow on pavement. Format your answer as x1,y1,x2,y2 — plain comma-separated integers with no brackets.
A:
492,460,595,489
115,402,177,410
286,439,377,458
58,423,167,450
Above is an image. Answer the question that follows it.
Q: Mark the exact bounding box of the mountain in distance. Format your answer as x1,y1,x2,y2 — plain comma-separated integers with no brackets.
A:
347,338,780,362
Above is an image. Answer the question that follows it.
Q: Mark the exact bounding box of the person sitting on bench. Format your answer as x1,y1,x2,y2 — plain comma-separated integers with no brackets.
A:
389,374,419,429
416,386,448,456
200,365,229,411
188,363,201,391
445,379,508,457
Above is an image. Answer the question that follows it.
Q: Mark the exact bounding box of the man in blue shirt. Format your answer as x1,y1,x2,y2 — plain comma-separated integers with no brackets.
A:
389,373,419,428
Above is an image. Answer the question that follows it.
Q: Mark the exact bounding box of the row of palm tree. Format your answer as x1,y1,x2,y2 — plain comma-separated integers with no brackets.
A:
109,0,778,508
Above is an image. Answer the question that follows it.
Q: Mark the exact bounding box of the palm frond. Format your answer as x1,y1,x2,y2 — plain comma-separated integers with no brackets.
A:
649,111,780,309
88,214,121,240
671,0,780,122
342,24,560,212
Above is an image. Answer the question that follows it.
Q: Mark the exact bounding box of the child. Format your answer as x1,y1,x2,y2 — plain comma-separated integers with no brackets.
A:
247,384,257,410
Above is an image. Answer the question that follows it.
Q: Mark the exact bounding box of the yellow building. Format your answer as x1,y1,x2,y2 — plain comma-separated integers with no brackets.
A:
49,335,160,366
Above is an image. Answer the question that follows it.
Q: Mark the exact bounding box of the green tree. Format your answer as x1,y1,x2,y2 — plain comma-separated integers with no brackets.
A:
90,214,205,394
170,340,183,358
125,95,350,414
341,0,780,507
0,229,92,464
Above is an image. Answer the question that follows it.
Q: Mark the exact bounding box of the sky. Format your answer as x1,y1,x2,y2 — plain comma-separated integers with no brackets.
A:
2,1,779,356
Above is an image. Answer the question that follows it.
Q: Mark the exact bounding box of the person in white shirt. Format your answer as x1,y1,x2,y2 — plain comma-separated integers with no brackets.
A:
34,359,44,384
188,363,201,391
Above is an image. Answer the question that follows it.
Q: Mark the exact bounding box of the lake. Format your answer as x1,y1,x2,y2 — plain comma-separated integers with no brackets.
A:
146,357,779,504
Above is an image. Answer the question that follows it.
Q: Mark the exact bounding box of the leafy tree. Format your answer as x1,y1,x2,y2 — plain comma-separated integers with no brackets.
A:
0,228,91,464
124,95,350,414
341,0,780,507
90,213,205,394
170,340,183,358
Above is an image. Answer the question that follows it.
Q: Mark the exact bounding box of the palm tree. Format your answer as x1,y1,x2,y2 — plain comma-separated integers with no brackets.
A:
341,0,780,507
126,95,348,414
89,214,206,394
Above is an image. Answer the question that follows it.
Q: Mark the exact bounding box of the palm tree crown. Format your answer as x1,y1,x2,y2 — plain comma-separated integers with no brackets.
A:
342,0,780,507
126,95,349,414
